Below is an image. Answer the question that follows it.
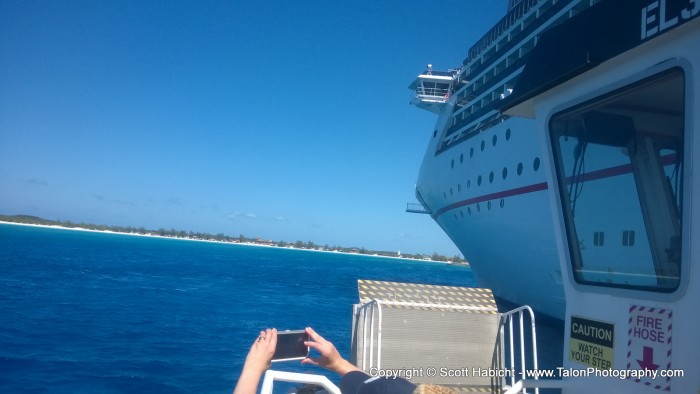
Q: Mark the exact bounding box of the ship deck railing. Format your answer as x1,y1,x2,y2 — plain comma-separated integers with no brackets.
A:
411,87,451,104
466,0,540,64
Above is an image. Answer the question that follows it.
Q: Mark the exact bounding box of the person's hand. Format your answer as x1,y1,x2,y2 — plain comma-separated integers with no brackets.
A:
243,328,277,375
301,327,359,376
233,328,277,394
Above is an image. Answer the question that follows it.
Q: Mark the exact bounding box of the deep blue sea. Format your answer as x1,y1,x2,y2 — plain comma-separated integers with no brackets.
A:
0,223,496,393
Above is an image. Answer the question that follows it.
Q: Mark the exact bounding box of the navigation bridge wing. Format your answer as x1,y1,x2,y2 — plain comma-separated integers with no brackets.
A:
409,66,460,114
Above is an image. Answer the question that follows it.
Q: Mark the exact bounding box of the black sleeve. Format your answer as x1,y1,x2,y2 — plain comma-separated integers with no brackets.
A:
339,371,371,394
339,370,416,394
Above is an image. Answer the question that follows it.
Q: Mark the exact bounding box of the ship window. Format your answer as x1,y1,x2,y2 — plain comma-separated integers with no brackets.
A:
622,230,636,247
506,128,512,141
550,68,684,292
502,167,508,179
517,162,523,175
593,232,604,246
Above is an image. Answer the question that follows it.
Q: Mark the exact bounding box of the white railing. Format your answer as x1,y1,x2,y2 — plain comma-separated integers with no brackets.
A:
414,87,451,101
498,306,541,394
356,300,383,372
259,370,341,394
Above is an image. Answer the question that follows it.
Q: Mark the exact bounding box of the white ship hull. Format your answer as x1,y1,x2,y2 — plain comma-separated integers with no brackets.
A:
408,0,616,320
416,113,565,319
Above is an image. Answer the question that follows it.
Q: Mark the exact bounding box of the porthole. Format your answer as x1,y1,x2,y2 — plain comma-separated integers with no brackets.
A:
492,135,497,146
517,162,523,175
443,192,447,199
502,167,508,179
505,128,511,141
433,130,437,138
450,188,454,196
468,206,472,215
476,203,481,212
480,141,485,151
500,199,505,208
489,172,494,183
454,213,458,220
477,175,482,186
458,184,462,192
451,159,455,169
460,153,464,164
487,201,492,210
460,210,464,218
533,157,541,171
467,180,471,188
470,147,474,158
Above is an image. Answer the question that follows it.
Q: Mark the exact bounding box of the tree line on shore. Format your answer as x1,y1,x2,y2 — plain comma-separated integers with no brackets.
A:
0,214,467,264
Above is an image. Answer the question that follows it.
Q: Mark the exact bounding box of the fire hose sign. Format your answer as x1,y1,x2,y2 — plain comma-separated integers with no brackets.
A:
626,305,672,391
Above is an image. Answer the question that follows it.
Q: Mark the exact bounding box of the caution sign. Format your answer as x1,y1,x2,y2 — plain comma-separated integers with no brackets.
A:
569,316,615,369
626,305,672,391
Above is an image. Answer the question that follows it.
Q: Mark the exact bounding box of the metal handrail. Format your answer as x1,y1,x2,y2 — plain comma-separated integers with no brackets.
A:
498,306,539,394
357,299,383,372
259,370,341,394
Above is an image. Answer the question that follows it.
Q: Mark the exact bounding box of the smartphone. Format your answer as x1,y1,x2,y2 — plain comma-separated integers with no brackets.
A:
271,330,310,362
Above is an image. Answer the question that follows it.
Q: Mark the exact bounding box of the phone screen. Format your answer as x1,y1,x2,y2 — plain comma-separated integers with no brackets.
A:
272,330,310,362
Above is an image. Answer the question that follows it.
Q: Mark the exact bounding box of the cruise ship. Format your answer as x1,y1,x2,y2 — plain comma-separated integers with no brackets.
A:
408,0,694,320
406,0,599,319
262,0,699,392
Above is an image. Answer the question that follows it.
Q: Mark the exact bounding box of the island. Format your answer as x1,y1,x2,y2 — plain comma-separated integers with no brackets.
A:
0,214,468,265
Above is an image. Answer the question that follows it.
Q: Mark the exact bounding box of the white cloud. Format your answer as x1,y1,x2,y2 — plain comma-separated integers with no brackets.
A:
227,212,258,220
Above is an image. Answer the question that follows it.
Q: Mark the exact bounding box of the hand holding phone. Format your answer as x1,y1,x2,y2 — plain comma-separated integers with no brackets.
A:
271,330,310,362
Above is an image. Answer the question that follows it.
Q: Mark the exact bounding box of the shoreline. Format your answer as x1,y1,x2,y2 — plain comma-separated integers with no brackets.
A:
0,221,462,265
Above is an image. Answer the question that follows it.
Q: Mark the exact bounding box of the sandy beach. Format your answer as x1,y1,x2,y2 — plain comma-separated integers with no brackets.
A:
0,220,456,264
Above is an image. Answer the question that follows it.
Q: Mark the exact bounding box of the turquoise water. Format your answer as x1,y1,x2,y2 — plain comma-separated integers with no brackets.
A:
0,224,480,393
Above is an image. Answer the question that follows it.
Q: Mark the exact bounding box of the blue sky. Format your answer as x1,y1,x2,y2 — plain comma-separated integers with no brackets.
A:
0,1,506,256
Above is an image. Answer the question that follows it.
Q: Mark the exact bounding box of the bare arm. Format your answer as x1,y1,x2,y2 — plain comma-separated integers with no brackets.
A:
301,327,360,376
233,328,277,394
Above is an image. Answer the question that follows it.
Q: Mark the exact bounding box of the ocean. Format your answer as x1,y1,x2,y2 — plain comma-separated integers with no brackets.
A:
0,223,495,393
